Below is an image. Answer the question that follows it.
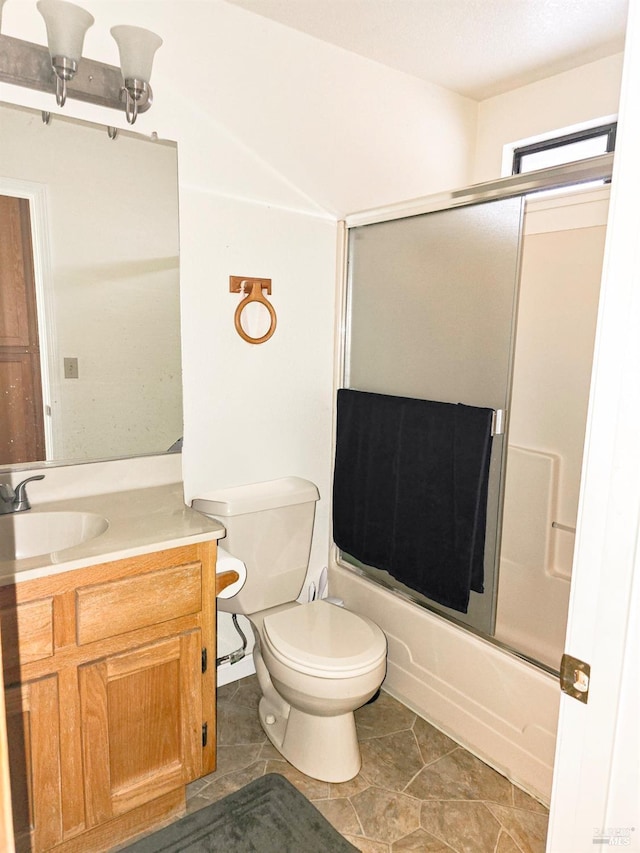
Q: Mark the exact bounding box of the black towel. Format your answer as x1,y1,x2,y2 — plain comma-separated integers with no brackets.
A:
332,389,493,613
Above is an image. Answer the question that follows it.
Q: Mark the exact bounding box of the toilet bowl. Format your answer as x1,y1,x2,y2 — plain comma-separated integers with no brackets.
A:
253,599,386,782
192,477,388,783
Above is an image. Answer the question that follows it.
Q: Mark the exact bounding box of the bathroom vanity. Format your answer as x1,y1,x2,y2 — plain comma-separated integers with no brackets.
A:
0,483,227,853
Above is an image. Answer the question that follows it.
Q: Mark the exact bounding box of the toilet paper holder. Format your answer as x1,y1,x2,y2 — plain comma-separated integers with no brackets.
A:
215,546,247,599
216,569,240,597
230,276,277,345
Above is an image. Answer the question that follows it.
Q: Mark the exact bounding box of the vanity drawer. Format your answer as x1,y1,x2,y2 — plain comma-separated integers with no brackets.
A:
0,597,54,671
75,562,203,645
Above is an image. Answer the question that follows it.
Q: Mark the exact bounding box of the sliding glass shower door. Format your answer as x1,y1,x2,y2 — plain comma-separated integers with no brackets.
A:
343,197,524,635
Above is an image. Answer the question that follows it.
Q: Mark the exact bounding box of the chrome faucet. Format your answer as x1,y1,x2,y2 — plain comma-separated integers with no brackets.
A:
0,475,45,514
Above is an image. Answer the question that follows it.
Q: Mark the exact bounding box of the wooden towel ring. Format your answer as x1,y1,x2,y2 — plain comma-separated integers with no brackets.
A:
230,277,277,344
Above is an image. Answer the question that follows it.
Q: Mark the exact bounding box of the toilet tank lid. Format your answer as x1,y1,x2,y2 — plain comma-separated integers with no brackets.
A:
192,477,319,517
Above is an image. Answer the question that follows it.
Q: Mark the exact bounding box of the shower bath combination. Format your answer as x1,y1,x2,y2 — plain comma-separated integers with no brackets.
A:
339,158,610,674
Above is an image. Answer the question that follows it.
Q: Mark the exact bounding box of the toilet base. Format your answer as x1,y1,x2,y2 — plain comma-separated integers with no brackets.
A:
258,695,361,783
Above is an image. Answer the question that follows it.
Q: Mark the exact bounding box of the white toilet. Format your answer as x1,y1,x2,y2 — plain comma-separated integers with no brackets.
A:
192,477,387,783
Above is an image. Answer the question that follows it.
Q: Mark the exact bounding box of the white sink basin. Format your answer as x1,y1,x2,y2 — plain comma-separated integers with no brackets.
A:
0,511,109,561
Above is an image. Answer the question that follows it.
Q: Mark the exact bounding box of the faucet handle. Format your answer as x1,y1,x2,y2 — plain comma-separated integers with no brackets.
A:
13,475,45,510
14,474,45,500
0,483,16,503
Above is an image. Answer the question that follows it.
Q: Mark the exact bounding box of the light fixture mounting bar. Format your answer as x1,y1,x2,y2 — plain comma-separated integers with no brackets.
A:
0,33,151,114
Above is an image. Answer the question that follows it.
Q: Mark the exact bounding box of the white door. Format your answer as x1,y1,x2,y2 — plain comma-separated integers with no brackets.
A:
547,3,640,850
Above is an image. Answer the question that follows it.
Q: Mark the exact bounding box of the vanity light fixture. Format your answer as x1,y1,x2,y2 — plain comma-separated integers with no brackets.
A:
111,25,162,124
37,0,94,107
0,0,162,122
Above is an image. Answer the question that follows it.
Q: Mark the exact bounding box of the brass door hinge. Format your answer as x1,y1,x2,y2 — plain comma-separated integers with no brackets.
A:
201,647,207,674
202,722,208,748
560,654,590,703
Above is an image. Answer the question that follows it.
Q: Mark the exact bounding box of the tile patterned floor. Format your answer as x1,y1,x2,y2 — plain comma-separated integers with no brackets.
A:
186,675,549,853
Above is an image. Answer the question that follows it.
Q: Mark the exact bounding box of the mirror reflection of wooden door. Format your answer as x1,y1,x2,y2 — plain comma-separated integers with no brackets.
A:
0,195,45,463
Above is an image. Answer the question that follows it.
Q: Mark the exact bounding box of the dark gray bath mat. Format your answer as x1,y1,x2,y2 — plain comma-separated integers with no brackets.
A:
121,773,359,852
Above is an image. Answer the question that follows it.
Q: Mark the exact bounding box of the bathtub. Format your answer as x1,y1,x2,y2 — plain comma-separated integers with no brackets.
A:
329,562,559,804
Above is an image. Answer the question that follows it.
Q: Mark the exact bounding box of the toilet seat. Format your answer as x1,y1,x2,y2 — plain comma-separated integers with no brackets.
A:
262,599,387,679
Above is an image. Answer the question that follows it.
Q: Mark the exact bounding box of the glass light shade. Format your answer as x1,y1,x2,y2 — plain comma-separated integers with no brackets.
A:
37,0,94,62
110,25,162,83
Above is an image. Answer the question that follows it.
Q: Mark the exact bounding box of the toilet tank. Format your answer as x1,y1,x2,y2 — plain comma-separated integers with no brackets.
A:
192,477,319,615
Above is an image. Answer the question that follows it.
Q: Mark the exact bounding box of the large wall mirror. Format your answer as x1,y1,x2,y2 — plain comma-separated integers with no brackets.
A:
0,102,181,468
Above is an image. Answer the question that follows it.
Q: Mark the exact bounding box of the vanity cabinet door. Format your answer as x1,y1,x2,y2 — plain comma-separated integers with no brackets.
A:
5,675,62,853
79,629,204,828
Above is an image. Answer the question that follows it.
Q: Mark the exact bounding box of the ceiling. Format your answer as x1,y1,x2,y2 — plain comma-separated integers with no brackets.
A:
225,0,628,100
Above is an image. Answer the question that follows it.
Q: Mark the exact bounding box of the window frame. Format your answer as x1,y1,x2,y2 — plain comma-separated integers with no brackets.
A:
512,122,617,175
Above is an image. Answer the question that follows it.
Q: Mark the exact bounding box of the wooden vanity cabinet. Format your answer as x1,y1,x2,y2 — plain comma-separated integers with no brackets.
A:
5,675,63,851
0,540,218,853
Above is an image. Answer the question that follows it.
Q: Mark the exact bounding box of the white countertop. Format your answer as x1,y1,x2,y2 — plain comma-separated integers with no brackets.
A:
0,482,225,586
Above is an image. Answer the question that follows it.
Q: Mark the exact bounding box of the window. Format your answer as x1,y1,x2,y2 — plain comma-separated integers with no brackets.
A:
512,123,616,175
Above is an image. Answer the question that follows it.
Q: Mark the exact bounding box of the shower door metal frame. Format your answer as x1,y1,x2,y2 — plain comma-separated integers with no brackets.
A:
335,153,614,675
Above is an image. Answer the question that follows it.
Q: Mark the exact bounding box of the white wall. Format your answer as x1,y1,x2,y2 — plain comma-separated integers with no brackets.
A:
161,1,478,217
0,0,477,668
473,53,624,183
